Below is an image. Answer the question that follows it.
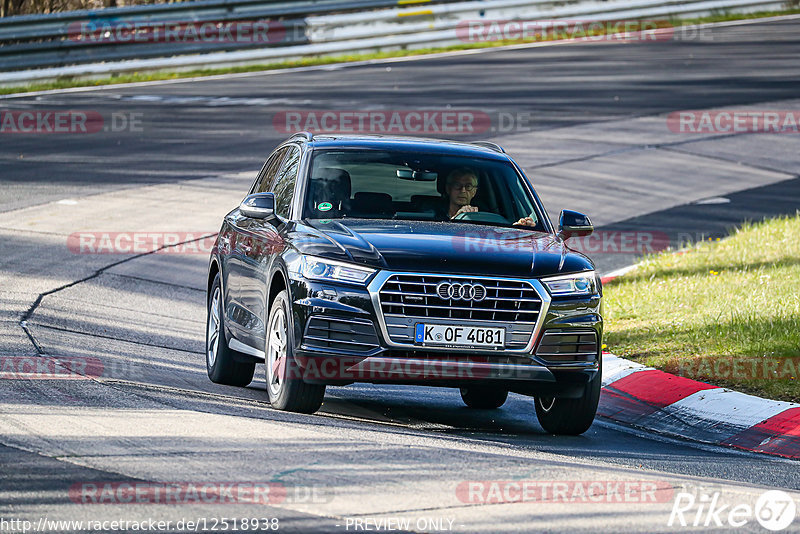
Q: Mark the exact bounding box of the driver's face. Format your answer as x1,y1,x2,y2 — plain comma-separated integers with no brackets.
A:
447,176,478,206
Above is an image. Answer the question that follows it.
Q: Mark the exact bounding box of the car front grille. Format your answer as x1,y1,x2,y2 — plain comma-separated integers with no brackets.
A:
377,274,544,350
535,331,598,363
303,315,381,355
379,274,542,322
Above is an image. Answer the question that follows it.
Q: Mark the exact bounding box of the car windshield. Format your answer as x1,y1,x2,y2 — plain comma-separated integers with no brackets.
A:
302,149,546,230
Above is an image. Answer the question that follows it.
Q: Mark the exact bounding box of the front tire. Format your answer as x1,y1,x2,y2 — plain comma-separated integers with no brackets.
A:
265,289,325,414
206,273,255,387
460,386,508,409
535,357,602,435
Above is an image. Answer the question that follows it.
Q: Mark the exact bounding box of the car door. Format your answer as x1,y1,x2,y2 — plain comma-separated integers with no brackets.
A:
223,147,288,350
237,145,302,352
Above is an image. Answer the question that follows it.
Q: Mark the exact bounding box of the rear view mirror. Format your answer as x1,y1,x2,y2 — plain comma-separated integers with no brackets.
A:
558,209,593,239
239,192,275,219
396,169,438,181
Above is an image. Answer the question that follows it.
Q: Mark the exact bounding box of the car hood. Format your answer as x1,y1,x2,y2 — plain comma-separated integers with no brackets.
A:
290,219,593,277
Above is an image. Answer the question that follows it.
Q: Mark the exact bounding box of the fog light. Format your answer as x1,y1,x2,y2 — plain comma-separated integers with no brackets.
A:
314,288,337,300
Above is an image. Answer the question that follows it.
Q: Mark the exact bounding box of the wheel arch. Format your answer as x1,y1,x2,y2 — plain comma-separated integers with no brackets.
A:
268,267,288,311
208,258,220,302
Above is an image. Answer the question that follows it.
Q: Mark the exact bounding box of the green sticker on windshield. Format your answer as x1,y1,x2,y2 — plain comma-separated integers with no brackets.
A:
318,202,333,212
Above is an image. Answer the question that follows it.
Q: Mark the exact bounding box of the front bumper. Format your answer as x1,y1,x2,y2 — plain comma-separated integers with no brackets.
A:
288,271,602,396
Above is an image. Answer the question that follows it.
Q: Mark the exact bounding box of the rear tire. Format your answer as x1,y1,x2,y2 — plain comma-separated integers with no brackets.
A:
265,289,325,414
534,356,602,435
460,386,508,409
206,273,255,387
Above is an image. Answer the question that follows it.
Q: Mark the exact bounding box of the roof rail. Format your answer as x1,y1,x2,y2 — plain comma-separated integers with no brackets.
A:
289,131,314,142
471,141,505,153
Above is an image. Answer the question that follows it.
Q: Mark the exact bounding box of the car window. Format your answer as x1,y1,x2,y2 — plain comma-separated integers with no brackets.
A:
302,149,544,231
347,162,437,201
272,146,300,218
252,147,288,194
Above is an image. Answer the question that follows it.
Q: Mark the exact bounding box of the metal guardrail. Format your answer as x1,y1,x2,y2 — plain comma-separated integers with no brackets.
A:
0,0,790,84
306,0,787,42
0,0,463,71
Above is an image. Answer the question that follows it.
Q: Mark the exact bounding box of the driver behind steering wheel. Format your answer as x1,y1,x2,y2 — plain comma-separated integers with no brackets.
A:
444,167,479,219
442,167,536,227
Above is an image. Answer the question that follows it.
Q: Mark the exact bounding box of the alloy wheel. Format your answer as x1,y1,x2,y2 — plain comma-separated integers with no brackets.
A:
267,304,288,397
206,287,221,368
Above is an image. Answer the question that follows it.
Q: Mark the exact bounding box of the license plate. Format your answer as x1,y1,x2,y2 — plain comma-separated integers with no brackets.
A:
415,324,505,348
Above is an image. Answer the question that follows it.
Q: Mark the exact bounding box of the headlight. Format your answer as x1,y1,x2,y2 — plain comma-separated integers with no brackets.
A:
541,271,597,296
300,256,375,284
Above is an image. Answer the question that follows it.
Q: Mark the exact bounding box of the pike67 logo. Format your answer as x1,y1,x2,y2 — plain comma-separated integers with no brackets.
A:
668,488,796,530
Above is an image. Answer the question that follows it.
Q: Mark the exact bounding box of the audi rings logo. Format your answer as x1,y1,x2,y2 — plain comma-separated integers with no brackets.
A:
436,282,487,302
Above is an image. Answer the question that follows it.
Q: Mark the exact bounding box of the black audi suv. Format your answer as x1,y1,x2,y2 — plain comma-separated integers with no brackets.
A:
206,133,603,434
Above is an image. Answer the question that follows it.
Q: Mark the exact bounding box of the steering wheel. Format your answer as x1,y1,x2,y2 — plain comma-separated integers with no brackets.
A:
451,211,510,225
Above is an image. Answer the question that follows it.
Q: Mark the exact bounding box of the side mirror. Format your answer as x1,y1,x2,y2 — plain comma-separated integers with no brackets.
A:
239,192,275,219
558,209,593,239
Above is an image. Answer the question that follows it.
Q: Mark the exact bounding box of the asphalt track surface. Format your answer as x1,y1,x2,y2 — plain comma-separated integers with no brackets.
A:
0,16,799,533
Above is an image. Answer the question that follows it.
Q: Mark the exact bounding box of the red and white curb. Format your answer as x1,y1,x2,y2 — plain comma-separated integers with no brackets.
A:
600,353,800,459
600,264,639,285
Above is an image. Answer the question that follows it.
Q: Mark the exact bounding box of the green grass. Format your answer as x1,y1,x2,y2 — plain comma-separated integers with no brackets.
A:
2,8,799,95
604,214,800,402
